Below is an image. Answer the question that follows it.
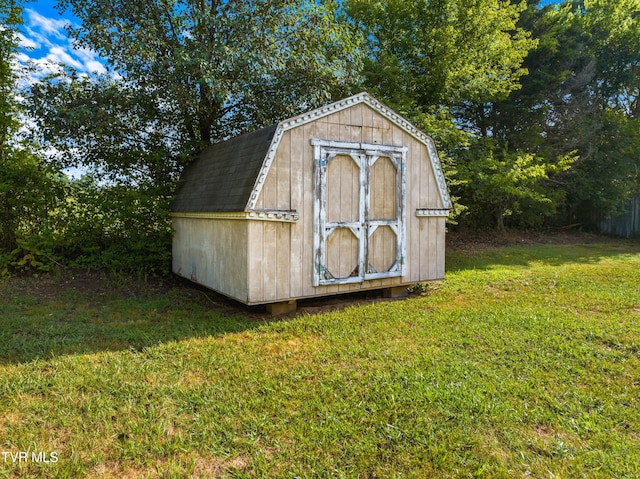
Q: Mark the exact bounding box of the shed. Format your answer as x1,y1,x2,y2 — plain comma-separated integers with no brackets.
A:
171,92,451,312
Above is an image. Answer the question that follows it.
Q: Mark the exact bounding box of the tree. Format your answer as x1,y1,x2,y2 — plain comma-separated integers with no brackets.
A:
457,138,576,230
485,0,640,226
32,0,363,165
0,0,21,154
561,0,640,221
24,0,364,272
344,0,539,228
344,0,535,127
1,0,64,255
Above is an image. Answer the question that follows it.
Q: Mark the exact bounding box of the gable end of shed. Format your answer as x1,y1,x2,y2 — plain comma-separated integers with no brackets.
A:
245,92,451,213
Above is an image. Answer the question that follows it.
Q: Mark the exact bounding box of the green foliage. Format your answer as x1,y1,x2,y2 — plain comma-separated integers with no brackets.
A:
457,138,576,230
487,0,640,227
47,0,363,146
0,0,22,149
551,0,640,221
345,0,538,227
0,0,68,264
29,73,185,188
11,0,640,275
0,148,65,251
0,237,58,277
345,0,534,110
21,0,365,275
50,175,173,275
567,110,640,218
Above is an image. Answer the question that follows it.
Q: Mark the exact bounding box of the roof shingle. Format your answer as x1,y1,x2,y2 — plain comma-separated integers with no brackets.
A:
171,124,277,213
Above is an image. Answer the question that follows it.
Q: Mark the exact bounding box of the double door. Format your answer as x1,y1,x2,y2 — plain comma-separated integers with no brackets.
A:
312,140,406,286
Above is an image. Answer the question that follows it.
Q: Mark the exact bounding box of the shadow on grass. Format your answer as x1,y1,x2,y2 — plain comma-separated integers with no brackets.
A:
0,273,398,365
0,274,275,364
2,237,638,365
445,237,640,273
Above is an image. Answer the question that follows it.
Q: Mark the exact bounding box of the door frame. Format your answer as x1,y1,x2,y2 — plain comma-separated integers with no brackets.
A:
311,139,407,286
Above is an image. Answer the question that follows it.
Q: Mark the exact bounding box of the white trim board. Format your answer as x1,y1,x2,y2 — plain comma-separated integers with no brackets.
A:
245,92,452,212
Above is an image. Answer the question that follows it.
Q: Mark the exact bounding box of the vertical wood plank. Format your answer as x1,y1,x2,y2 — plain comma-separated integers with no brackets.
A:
418,143,430,281
350,103,363,127
436,217,446,279
339,106,350,127
428,219,438,280
424,140,443,210
247,221,264,303
173,219,248,303
289,129,304,298
261,156,278,210
366,117,383,291
399,132,416,282
303,120,327,297
362,105,374,144
277,129,291,210
262,221,278,301
275,222,291,300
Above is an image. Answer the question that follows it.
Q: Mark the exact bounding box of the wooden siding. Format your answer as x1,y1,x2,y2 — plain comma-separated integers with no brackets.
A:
249,103,445,304
172,218,248,302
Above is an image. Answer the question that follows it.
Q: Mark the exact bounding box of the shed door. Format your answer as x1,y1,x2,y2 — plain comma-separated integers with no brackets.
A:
312,140,406,286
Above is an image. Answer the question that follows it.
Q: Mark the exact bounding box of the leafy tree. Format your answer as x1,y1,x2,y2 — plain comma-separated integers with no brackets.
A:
560,0,640,221
487,0,640,226
344,0,539,228
29,72,183,187
25,0,364,273
1,0,65,258
344,0,535,130
47,174,173,274
457,138,576,230
32,0,363,166
0,0,21,156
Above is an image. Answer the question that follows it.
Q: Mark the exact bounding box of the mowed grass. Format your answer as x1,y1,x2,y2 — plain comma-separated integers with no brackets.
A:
1,239,639,478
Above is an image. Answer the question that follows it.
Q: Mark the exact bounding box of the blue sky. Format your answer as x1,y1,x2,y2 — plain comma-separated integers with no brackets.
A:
17,0,106,81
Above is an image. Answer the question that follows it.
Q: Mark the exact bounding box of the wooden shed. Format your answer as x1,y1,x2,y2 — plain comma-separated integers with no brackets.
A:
171,92,451,312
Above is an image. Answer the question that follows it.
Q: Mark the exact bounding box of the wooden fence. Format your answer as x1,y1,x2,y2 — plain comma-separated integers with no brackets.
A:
599,196,640,238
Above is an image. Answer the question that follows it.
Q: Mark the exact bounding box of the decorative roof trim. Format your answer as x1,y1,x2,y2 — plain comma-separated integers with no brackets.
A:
415,209,451,217
171,210,299,222
245,92,452,211
247,125,284,211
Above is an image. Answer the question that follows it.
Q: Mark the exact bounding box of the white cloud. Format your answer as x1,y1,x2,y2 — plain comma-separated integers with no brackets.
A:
85,59,107,75
29,58,65,79
17,32,38,50
23,26,57,50
19,9,109,80
73,45,108,74
46,45,85,70
15,52,32,64
24,9,70,40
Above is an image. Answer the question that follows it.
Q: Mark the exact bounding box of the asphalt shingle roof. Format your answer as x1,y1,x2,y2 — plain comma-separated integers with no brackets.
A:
171,124,277,213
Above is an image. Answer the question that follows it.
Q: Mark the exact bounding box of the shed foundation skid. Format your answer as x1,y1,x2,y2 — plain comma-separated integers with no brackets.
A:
265,300,297,315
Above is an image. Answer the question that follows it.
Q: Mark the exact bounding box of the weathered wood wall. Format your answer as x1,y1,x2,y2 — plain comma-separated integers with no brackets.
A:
172,218,248,302
249,103,445,304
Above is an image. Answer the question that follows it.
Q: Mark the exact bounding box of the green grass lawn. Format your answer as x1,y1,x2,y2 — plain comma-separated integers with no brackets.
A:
1,238,639,478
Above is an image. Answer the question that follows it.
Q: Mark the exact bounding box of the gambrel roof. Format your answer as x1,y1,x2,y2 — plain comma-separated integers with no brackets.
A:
171,124,278,213
171,92,452,213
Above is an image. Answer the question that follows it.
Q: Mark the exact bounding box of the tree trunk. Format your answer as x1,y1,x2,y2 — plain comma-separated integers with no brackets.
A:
496,209,505,231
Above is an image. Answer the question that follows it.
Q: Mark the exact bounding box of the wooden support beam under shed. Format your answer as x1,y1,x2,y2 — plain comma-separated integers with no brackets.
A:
266,300,297,315
383,286,409,298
